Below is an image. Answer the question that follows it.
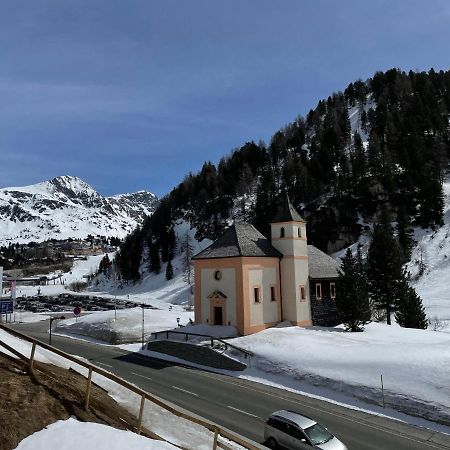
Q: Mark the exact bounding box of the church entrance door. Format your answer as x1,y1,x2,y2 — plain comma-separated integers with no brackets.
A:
214,306,223,325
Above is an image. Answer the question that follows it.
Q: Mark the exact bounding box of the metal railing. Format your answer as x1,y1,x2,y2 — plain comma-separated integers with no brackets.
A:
150,329,253,359
0,324,263,450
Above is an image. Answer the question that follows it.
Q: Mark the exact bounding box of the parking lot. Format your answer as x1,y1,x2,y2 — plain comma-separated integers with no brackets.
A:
16,294,138,314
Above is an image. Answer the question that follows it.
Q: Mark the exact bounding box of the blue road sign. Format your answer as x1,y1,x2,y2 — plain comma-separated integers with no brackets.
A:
0,301,13,314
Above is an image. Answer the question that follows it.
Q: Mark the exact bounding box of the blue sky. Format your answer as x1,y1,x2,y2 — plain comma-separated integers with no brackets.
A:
0,0,449,197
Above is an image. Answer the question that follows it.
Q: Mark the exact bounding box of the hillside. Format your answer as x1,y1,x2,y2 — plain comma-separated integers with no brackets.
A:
115,68,450,282
0,353,150,450
408,176,450,323
0,175,158,244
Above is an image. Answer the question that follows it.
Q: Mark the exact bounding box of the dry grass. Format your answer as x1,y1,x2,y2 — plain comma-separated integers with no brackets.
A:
0,352,157,450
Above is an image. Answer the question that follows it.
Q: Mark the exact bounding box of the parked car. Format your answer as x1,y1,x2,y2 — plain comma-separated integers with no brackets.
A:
264,410,347,450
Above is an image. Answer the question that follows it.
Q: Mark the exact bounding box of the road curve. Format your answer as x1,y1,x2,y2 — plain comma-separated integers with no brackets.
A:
6,320,450,450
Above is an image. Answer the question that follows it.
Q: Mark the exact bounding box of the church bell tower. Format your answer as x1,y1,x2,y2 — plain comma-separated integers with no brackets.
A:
270,194,312,326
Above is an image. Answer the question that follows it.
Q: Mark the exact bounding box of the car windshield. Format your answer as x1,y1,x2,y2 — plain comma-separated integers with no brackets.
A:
304,423,333,445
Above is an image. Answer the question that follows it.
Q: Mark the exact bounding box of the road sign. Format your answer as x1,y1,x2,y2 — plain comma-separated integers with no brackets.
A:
0,301,13,314
73,306,81,316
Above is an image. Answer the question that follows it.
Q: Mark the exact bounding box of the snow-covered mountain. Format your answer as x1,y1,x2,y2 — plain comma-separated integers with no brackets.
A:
0,175,158,244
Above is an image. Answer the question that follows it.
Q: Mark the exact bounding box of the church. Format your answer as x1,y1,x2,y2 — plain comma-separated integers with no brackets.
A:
192,196,340,335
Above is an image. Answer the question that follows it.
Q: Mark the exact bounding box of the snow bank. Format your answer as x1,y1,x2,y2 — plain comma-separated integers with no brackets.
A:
55,307,194,344
229,323,450,424
179,323,238,338
14,418,176,450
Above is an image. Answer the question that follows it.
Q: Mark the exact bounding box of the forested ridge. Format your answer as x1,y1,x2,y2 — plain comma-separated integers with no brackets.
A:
116,68,450,281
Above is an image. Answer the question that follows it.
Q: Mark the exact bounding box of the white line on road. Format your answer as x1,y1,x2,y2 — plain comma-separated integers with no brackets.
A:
227,405,260,419
131,372,153,381
191,370,448,449
172,386,199,397
96,362,112,368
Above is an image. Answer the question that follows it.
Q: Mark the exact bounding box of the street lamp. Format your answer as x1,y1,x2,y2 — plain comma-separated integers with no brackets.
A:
49,315,65,346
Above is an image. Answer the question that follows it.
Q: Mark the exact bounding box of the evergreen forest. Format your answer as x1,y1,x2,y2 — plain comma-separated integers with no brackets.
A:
116,68,450,281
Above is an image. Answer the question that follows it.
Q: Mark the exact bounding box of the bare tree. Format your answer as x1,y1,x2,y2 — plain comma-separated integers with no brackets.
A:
428,316,445,332
181,231,194,286
417,243,427,277
180,231,195,311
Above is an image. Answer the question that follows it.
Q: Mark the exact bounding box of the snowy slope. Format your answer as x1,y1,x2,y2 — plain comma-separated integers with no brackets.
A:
0,175,158,244
229,322,450,426
92,220,211,306
407,177,450,324
15,418,176,450
348,94,375,145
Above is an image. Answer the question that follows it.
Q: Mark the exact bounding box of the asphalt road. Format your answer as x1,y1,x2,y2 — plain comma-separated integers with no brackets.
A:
5,320,450,450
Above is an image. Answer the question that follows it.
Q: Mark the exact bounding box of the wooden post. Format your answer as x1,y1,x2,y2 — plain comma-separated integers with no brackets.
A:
212,427,219,450
137,394,146,435
29,342,37,372
381,374,385,408
85,367,93,411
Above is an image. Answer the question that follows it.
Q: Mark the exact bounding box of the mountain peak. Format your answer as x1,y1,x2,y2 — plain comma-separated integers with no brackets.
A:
48,175,100,197
0,176,159,244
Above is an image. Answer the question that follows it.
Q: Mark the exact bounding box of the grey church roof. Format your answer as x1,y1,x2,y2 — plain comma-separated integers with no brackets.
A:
307,245,340,279
192,223,282,259
271,193,305,223
193,222,339,280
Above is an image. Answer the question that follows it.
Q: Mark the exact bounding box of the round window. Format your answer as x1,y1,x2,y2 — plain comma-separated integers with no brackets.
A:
214,270,222,280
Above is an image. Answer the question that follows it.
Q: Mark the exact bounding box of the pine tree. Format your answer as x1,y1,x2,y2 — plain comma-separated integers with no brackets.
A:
367,215,404,325
167,227,177,260
98,253,111,274
165,259,174,281
395,274,428,329
149,243,161,274
396,206,414,264
335,248,371,331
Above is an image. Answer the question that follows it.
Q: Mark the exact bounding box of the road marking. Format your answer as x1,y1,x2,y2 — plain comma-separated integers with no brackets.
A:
96,362,112,368
131,372,153,381
227,405,260,419
172,386,199,397
173,368,450,449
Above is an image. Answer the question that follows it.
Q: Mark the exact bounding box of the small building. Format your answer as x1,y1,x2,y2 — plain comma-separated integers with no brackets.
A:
192,195,339,335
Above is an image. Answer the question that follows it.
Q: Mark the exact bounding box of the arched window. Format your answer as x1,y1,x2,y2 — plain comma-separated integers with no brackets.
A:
298,227,302,238
280,227,285,238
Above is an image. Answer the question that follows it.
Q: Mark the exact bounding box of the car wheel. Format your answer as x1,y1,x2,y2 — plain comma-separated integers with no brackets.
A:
267,437,278,449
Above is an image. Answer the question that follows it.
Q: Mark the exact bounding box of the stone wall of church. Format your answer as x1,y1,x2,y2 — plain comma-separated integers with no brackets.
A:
309,279,339,327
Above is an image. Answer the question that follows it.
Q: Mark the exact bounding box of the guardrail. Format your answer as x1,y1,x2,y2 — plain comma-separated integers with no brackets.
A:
151,329,253,359
0,324,264,450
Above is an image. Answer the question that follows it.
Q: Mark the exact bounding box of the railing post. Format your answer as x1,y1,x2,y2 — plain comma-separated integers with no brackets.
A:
29,342,36,372
212,427,219,450
85,367,93,411
137,394,146,435
166,331,169,339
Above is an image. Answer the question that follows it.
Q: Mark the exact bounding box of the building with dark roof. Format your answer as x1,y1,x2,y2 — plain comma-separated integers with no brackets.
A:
193,195,339,335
